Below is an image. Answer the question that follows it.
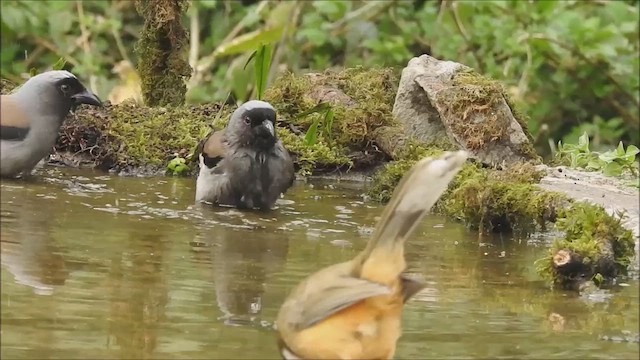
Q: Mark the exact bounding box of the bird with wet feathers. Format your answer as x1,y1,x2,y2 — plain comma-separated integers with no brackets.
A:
275,150,468,360
1,70,102,178
195,100,295,210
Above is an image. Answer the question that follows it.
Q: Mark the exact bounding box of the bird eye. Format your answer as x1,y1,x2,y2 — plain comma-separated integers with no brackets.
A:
60,84,70,92
244,117,251,125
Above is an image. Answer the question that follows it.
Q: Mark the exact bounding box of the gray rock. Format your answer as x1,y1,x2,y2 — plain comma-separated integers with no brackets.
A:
393,54,538,166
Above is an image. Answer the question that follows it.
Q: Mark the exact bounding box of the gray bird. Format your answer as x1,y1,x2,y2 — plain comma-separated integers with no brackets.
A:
1,70,102,178
195,100,295,211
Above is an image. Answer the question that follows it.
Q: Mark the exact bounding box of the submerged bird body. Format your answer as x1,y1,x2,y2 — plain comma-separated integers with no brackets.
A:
195,100,294,210
276,151,468,360
1,70,101,178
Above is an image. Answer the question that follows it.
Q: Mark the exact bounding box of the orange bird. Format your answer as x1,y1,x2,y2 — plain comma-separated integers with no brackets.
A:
276,151,468,360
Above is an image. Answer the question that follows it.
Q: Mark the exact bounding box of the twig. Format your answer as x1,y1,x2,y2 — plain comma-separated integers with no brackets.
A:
517,39,533,96
110,1,131,65
189,4,200,71
189,0,269,90
76,1,98,93
267,1,302,86
24,45,45,68
436,0,448,24
31,37,80,67
451,1,485,73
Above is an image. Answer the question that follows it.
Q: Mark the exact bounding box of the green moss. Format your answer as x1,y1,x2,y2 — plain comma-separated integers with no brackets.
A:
369,141,562,234
440,166,569,234
536,203,636,288
265,66,399,150
134,0,192,106
276,127,352,176
366,142,446,202
58,101,228,172
437,69,537,160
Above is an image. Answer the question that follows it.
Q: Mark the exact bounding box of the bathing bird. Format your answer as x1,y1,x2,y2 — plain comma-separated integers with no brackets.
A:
275,150,468,360
195,100,295,210
1,70,102,178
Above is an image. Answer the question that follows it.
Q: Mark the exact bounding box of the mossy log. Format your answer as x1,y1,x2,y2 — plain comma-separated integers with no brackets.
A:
134,0,192,106
538,202,635,290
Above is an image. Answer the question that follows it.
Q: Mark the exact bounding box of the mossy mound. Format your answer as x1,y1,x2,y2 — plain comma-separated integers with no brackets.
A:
366,140,455,203
264,66,400,174
368,144,556,234
535,203,636,289
57,101,226,174
439,164,568,234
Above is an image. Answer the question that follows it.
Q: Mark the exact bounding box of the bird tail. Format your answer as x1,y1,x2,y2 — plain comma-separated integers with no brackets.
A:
357,151,467,283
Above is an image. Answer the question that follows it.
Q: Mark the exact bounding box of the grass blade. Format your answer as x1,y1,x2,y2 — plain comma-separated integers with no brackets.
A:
254,43,273,100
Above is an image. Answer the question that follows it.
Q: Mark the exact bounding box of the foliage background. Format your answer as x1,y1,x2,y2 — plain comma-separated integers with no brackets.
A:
1,0,638,156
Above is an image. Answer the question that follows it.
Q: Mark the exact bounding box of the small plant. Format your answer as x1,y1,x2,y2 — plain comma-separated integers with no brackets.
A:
557,132,639,176
167,156,190,176
245,43,273,100
297,102,335,146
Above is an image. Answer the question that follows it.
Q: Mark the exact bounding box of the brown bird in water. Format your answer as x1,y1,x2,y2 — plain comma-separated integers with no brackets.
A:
1,70,102,178
276,150,468,360
195,100,295,210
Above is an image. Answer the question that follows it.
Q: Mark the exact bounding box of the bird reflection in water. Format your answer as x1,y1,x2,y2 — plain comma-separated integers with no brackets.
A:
0,202,69,295
190,220,289,327
106,230,169,359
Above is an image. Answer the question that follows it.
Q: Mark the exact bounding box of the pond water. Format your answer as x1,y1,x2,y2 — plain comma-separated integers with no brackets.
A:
1,167,638,359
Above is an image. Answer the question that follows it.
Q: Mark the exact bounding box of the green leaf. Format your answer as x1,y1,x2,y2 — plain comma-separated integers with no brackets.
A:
602,161,623,177
253,43,273,100
599,149,618,163
52,57,66,71
303,116,321,146
625,145,639,160
323,108,335,140
296,102,332,118
586,159,603,170
243,50,257,70
29,67,37,77
215,27,283,57
615,141,626,156
577,132,590,152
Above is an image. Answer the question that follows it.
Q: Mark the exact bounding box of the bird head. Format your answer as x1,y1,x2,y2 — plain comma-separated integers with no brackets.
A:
15,70,102,117
228,100,278,150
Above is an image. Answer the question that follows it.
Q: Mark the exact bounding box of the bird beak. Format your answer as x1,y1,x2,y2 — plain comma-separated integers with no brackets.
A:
71,89,103,107
262,119,275,137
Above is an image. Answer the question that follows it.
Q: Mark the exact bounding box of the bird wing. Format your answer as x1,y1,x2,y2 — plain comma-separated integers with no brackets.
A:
271,141,296,193
289,275,391,331
197,129,226,169
399,274,426,303
0,95,31,141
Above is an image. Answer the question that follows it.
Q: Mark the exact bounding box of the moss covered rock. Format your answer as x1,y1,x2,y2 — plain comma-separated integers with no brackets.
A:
394,55,539,166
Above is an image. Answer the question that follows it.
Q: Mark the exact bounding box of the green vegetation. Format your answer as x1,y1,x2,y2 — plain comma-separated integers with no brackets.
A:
369,150,563,234
535,203,636,289
264,66,398,175
1,1,636,156
57,101,227,173
557,132,640,176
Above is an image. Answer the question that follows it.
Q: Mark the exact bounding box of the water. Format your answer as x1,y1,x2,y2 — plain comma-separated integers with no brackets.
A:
1,167,638,359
